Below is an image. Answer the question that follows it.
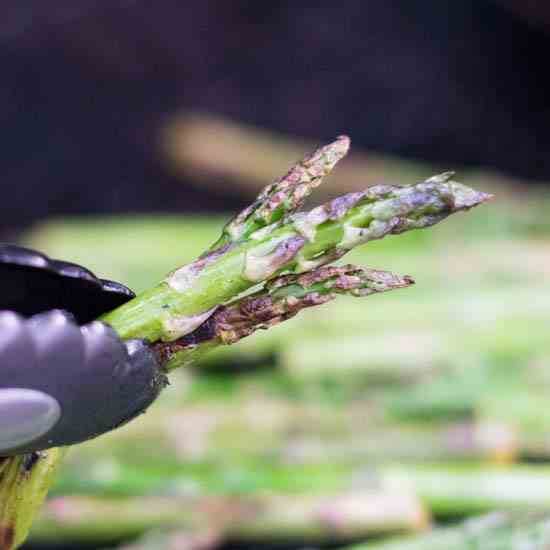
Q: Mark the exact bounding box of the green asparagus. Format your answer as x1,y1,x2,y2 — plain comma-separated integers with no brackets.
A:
1,136,490,549
31,491,427,545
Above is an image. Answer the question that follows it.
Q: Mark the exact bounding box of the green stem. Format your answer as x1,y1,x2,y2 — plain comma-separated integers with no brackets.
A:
102,173,491,344
342,513,550,550
158,265,413,371
30,491,427,545
0,449,65,550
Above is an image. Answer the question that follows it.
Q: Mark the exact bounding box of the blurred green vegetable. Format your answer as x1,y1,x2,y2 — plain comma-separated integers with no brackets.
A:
346,513,550,550
32,491,427,545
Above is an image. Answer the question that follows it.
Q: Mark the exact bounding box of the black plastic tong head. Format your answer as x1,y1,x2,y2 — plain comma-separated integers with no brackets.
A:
0,244,135,324
0,310,167,456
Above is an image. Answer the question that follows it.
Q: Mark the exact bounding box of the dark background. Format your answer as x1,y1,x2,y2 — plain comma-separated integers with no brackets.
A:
2,0,550,235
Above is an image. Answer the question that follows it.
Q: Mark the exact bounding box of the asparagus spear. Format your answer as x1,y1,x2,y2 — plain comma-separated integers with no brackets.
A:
53,460,550,519
210,134,351,247
343,513,550,550
383,464,550,517
30,491,427,545
0,450,64,550
112,528,223,550
281,332,444,383
101,167,491,345
1,137,490,549
66,390,516,466
114,513,550,550
155,264,413,370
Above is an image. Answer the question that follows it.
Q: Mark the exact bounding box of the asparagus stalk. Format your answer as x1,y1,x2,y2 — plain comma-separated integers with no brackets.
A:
0,450,64,550
30,491,427,545
112,528,223,550
383,464,550,517
343,513,550,550
32,495,236,544
67,394,516,466
53,460,550,519
155,264,413,371
100,167,491,345
281,333,443,383
121,511,550,550
279,424,515,464
1,136,490,549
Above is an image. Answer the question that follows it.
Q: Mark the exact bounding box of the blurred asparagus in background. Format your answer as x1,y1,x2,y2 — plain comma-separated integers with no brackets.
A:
113,529,222,550
31,451,550,545
345,513,550,550
161,113,429,199
54,366,516,467
50,458,550,520
32,491,427,546
107,514,550,550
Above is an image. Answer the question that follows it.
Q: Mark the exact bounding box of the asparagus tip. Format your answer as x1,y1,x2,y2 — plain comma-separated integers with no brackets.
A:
446,180,495,211
423,172,494,211
317,135,351,169
219,135,351,244
213,264,414,344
